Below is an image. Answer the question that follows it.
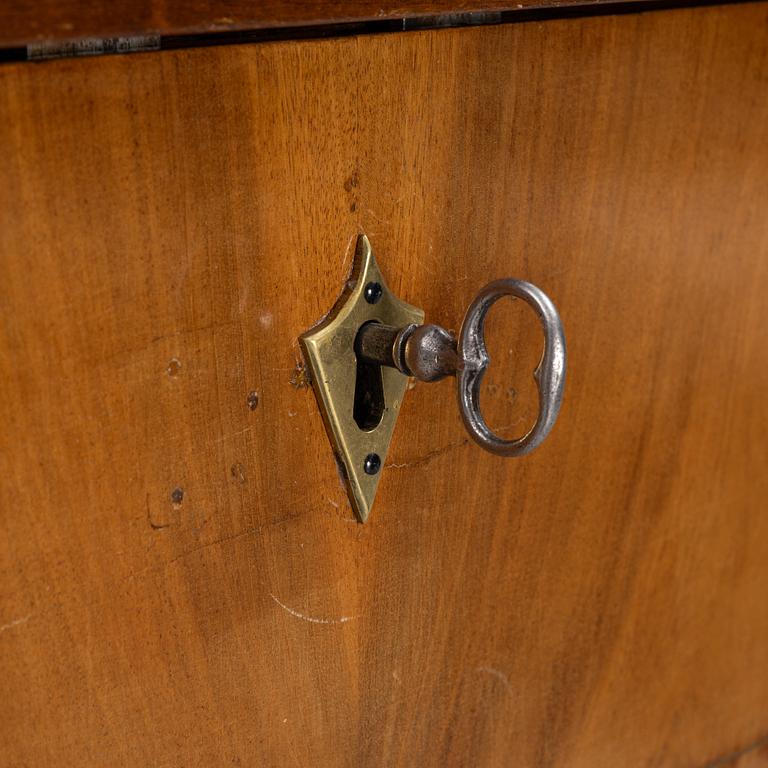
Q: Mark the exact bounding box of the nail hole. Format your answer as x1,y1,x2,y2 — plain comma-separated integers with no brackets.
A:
247,391,259,410
170,487,184,505
166,358,182,377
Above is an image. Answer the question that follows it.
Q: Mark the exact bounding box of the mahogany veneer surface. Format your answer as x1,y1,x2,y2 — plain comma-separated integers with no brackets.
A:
0,4,767,766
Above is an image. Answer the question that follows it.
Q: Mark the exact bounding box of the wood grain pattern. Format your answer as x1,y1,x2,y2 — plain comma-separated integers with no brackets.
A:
1,4,767,766
1,0,660,48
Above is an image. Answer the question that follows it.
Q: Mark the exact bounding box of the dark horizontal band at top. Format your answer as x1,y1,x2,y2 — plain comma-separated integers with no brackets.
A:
0,0,759,62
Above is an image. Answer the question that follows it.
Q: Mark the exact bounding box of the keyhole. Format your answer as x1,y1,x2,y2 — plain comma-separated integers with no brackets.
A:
353,322,385,431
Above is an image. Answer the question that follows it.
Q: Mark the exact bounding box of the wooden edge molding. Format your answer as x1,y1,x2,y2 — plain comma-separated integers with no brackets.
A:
0,0,756,56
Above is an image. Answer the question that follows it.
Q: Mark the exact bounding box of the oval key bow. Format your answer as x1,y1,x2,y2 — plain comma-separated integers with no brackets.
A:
457,279,566,456
355,278,567,456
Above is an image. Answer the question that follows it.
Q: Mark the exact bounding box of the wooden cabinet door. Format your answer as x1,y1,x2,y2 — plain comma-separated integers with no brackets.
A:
1,4,767,766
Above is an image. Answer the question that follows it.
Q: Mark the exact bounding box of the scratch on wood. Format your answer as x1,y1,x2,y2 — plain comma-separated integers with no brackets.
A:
151,318,235,345
386,438,469,470
365,208,390,226
269,594,355,625
146,494,170,530
476,666,511,691
0,614,32,635
164,512,302,565
211,426,252,444
701,730,768,768
340,230,358,274
124,509,308,583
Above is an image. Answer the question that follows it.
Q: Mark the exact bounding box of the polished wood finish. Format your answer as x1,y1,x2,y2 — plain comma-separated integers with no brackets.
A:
1,4,767,765
1,0,658,48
